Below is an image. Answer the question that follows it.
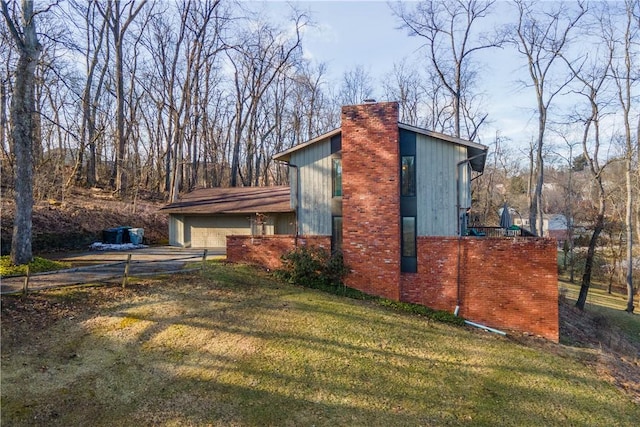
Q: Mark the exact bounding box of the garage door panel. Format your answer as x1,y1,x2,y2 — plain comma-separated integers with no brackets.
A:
187,216,251,248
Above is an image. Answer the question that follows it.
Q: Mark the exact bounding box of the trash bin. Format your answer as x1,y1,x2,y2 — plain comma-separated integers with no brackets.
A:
118,226,132,243
128,228,144,245
102,228,123,244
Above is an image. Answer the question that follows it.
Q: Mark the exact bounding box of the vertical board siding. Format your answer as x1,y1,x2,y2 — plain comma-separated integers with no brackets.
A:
169,215,184,247
416,134,467,236
275,213,296,234
291,138,332,235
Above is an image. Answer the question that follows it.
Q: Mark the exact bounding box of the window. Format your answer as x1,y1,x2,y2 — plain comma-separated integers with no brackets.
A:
332,158,342,197
401,156,415,197
332,216,343,252
402,217,416,257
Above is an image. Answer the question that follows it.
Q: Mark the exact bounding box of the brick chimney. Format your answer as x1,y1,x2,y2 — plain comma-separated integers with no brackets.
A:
341,101,401,300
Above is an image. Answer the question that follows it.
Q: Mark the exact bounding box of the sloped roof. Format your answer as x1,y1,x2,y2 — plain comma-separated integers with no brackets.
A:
273,128,341,162
273,123,488,172
159,186,292,215
398,123,488,172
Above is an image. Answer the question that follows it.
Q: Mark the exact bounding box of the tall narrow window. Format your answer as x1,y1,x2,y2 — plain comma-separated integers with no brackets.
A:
401,156,415,196
402,217,416,257
332,158,342,197
332,216,343,252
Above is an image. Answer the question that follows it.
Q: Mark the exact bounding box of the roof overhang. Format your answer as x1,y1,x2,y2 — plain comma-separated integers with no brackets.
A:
159,186,293,215
272,123,488,172
273,128,341,163
398,123,488,172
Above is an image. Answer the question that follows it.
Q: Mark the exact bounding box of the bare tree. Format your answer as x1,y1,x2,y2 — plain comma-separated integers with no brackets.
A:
608,0,638,313
337,65,374,106
552,130,582,283
563,13,614,311
96,0,148,195
393,0,500,139
65,0,109,188
0,24,14,176
1,0,42,265
382,59,424,126
227,11,305,187
510,0,586,236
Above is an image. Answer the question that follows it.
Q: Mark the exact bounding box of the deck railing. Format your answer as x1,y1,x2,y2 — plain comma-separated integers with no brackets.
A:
465,226,536,238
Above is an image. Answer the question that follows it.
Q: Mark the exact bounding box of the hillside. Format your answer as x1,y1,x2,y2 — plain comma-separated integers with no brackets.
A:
1,187,168,255
1,263,639,425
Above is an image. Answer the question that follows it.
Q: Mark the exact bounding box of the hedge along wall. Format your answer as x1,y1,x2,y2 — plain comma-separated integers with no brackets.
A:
226,235,331,270
401,237,559,342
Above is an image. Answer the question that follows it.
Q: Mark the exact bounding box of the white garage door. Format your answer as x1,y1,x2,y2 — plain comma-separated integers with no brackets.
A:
188,216,251,248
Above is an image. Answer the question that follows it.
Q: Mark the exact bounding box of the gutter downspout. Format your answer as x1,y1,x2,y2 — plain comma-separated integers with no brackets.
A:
288,163,300,246
455,152,487,317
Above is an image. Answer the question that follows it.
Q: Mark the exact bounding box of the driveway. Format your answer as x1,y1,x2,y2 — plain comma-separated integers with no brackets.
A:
0,246,225,295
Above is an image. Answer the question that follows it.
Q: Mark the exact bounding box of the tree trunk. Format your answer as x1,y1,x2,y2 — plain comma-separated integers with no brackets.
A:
2,0,42,265
576,184,605,310
113,22,125,194
624,131,634,313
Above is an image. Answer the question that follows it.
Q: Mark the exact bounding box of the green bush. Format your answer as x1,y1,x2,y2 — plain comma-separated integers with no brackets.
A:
274,247,465,325
275,246,348,290
0,256,71,278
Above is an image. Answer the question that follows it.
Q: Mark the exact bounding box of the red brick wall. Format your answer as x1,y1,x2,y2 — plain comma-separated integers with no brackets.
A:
341,102,401,300
226,235,331,270
401,237,559,341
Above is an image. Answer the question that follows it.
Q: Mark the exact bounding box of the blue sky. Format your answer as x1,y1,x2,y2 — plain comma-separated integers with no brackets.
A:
257,0,536,149
256,1,637,165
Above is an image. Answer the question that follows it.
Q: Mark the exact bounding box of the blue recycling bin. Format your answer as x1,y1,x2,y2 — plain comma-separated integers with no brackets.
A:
128,228,144,245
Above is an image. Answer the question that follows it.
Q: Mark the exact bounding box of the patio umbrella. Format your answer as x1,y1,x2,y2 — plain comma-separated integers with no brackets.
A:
500,202,512,229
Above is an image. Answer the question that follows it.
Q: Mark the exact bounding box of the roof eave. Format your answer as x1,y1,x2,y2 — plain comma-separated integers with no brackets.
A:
398,122,488,172
273,128,341,163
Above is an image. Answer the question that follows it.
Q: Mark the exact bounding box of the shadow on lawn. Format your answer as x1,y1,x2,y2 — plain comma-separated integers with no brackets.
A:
2,266,639,426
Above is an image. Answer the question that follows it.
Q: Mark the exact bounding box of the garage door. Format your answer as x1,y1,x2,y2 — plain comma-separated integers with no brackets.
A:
188,216,251,248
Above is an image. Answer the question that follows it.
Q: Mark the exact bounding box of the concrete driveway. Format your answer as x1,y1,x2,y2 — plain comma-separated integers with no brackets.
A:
0,246,225,295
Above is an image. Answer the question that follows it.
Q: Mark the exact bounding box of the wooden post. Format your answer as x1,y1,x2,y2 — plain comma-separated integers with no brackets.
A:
122,254,132,289
201,249,208,275
22,264,30,296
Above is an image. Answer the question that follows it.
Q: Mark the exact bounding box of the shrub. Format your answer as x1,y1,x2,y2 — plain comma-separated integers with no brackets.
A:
275,246,348,290
0,256,71,278
274,247,464,326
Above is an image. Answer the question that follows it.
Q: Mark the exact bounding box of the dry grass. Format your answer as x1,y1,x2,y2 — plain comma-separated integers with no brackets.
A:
2,263,639,426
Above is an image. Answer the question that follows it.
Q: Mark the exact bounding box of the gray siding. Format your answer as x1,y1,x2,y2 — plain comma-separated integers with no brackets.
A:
290,138,332,235
416,134,468,236
275,213,296,234
169,215,185,247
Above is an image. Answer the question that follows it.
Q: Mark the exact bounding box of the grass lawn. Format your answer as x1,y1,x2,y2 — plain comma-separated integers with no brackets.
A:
2,262,639,426
560,278,640,348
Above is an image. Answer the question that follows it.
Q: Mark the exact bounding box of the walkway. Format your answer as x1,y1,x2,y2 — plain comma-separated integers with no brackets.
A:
0,246,225,295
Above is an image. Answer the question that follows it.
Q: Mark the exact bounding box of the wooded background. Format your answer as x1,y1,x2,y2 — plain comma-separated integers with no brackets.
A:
1,1,638,308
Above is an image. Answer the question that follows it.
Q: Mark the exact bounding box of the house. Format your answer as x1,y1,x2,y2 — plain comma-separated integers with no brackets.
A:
160,186,295,248
272,101,487,271
227,101,559,342
515,213,571,245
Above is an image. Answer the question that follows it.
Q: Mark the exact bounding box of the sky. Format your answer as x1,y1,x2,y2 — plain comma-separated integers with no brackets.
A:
255,0,539,151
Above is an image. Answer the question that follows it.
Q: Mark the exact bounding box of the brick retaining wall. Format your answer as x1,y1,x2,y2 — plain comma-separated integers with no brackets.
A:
227,236,559,342
226,235,331,270
401,237,559,341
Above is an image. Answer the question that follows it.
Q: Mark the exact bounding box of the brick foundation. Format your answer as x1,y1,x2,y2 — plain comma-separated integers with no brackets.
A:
341,102,401,300
226,235,331,270
401,237,559,341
